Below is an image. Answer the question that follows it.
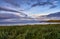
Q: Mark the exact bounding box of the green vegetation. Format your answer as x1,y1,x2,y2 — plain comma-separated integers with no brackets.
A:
0,24,60,39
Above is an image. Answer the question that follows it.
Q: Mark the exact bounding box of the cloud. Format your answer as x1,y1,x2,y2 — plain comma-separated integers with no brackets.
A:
2,0,58,10
0,7,28,17
31,0,58,9
3,0,20,7
0,7,19,13
3,0,58,10
0,13,21,19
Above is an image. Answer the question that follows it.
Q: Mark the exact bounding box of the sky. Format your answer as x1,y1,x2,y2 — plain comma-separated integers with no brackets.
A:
0,0,60,17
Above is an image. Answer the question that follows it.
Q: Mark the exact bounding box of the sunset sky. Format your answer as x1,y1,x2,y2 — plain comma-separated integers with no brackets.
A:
0,0,60,17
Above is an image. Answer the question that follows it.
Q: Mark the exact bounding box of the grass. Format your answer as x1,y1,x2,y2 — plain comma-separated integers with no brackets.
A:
0,24,60,39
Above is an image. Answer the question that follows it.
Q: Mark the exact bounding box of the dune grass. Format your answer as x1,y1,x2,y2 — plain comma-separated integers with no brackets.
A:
0,24,60,39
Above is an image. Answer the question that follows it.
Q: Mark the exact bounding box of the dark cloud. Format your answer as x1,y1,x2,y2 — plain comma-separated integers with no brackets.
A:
0,7,20,13
0,13,20,19
2,0,58,10
0,7,28,17
31,0,58,8
50,5,57,9
3,0,20,7
1,0,58,10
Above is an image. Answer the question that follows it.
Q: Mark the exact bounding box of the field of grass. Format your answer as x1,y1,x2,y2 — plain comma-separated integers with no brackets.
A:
0,24,60,39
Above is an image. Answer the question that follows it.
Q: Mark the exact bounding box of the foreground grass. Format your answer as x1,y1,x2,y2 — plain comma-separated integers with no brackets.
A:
0,24,60,39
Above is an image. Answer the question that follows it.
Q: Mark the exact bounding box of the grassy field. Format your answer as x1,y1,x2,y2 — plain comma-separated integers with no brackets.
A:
0,24,60,39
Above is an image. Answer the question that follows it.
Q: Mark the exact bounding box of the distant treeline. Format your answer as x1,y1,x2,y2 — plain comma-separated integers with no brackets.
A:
47,20,60,22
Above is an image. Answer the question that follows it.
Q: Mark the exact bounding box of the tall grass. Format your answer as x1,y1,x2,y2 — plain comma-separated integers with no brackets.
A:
0,24,60,39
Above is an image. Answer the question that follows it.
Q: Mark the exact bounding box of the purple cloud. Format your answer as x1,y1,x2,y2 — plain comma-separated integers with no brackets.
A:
31,0,58,8
0,7,28,17
3,0,20,7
